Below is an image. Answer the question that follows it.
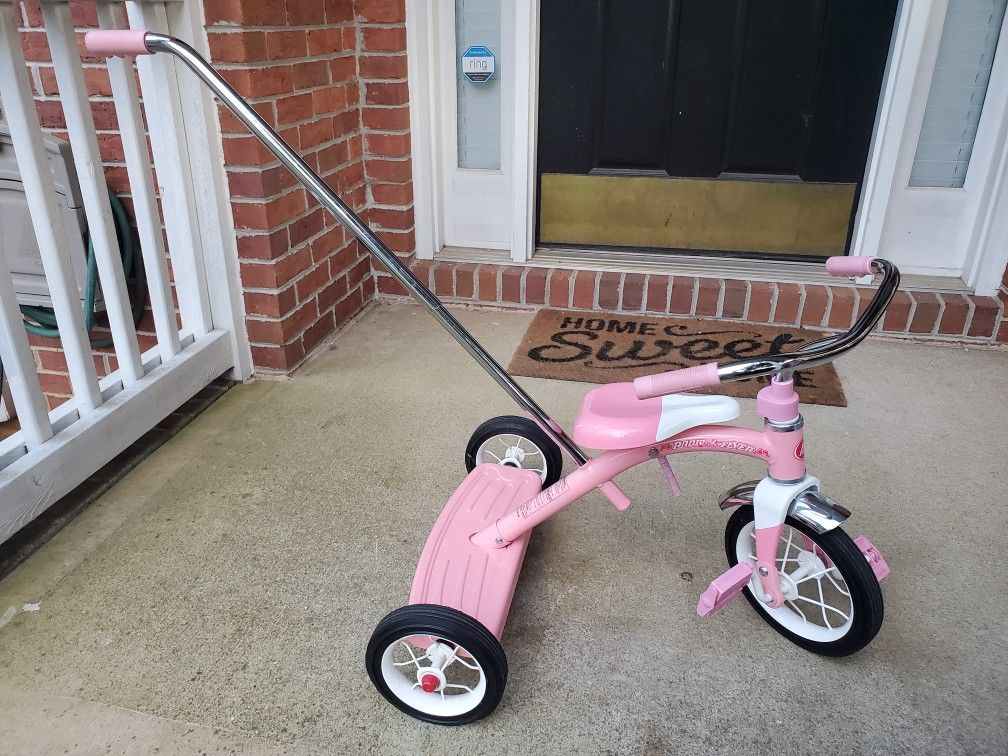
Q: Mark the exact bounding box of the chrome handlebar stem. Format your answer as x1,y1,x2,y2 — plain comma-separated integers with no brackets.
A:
715,259,900,384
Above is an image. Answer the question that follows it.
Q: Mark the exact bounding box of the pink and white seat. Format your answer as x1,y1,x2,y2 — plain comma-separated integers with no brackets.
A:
571,381,741,450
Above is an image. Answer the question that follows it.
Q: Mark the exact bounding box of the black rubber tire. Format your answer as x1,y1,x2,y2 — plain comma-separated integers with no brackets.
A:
465,415,564,488
366,604,507,725
724,506,884,657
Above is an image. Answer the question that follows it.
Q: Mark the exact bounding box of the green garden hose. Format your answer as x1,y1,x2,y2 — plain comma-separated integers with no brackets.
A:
0,191,147,405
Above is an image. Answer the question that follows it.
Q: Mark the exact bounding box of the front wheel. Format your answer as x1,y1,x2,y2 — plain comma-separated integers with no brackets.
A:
465,415,564,487
724,507,883,656
366,604,507,725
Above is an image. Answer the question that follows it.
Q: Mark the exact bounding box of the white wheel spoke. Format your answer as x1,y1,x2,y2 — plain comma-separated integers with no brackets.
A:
785,599,808,623
483,449,504,463
398,641,425,669
791,568,832,585
444,683,473,693
817,578,832,629
393,654,430,667
452,654,480,671
824,570,850,597
440,647,459,671
781,528,795,562
793,592,851,625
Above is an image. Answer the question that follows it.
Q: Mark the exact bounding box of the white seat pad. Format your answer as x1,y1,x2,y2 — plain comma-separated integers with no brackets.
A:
656,393,741,441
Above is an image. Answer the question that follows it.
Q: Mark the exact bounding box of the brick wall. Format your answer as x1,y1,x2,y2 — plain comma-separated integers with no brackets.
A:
206,0,366,372
203,0,416,373
390,259,1008,345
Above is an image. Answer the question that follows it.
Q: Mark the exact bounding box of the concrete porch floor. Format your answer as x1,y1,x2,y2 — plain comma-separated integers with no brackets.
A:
1,301,1006,754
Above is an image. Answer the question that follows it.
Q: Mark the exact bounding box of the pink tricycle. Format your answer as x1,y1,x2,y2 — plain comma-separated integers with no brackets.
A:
367,257,897,725
85,30,899,728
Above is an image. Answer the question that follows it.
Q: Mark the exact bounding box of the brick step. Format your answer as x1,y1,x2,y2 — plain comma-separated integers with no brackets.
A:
378,260,1007,345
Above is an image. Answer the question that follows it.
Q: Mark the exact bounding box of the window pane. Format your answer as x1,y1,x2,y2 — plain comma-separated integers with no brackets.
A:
456,0,501,170
910,0,1008,187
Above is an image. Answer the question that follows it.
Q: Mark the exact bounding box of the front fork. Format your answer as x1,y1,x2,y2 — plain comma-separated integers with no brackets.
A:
750,476,818,608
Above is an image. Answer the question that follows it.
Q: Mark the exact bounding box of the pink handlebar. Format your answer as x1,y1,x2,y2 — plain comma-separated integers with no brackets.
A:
633,362,720,400
84,30,152,57
825,255,877,278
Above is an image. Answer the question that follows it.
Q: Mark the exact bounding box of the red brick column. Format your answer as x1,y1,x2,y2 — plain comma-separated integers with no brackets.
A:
205,0,373,373
355,0,416,283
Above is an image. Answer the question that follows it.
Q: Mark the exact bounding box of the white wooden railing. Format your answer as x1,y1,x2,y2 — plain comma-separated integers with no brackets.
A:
0,0,251,543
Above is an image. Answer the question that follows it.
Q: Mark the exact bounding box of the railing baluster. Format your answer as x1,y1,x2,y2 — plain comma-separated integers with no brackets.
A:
125,0,212,338
95,1,181,364
41,0,145,386
0,2,102,414
161,0,253,379
0,253,53,450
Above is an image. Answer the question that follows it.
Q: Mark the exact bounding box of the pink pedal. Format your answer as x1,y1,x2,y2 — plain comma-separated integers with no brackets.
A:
854,535,890,582
696,562,754,618
409,464,542,639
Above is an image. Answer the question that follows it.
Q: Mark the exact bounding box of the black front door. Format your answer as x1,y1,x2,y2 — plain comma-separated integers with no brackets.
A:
537,0,898,258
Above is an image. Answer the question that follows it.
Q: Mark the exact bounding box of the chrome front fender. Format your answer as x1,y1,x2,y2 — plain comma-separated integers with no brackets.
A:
718,480,850,534
718,481,759,509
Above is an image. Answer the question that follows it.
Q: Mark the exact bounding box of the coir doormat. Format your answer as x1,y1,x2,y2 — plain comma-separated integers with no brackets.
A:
509,310,846,407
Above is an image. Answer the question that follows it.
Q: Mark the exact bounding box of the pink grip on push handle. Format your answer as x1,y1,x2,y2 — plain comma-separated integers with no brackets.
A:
84,30,152,58
633,362,720,400
825,255,877,278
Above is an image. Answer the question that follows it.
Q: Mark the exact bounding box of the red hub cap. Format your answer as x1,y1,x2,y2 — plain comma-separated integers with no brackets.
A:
420,674,439,693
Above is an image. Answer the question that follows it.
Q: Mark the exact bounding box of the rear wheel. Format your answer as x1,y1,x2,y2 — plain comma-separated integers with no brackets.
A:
465,415,564,487
724,507,883,656
366,604,507,725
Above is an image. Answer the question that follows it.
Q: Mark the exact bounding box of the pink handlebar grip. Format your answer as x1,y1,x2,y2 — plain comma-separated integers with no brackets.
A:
633,362,720,400
825,255,877,278
84,30,151,58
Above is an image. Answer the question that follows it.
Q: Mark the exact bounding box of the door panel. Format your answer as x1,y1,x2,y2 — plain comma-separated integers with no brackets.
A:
722,0,828,176
665,0,737,177
595,0,676,169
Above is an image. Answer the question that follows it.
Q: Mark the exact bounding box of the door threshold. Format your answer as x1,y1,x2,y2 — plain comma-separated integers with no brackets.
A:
436,245,971,292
